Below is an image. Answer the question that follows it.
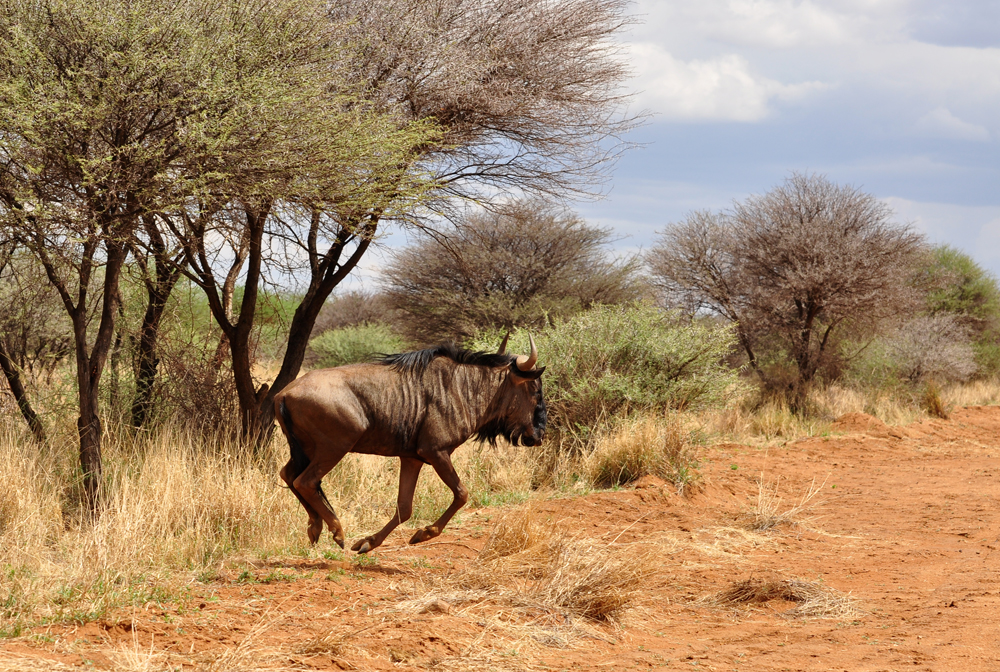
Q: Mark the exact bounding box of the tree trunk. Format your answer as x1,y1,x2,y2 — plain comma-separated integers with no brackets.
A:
251,218,378,442
0,342,45,443
77,386,103,513
71,239,128,514
131,272,180,428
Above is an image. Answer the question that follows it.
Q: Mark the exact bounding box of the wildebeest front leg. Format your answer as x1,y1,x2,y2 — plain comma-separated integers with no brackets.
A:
352,457,423,554
410,451,468,545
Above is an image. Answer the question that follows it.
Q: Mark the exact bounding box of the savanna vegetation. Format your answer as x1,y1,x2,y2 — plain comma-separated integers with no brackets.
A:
2,0,1000,650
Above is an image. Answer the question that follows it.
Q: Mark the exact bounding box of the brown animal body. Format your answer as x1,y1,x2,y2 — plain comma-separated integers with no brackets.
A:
274,337,546,553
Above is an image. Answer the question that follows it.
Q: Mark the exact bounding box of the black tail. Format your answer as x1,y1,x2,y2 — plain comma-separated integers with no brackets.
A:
279,399,334,511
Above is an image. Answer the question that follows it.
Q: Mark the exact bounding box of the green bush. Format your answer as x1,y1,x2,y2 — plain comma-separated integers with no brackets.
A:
470,303,745,441
308,323,405,369
921,245,1000,376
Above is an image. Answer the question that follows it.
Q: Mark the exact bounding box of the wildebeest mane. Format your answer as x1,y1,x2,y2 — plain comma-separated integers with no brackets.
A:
379,343,513,376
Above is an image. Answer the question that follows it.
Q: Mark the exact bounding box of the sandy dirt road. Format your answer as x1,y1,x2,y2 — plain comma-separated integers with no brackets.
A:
3,406,1000,671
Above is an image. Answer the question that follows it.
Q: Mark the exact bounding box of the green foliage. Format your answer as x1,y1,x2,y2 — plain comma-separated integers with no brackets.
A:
470,303,745,440
921,245,1000,376
923,246,1000,321
308,323,405,369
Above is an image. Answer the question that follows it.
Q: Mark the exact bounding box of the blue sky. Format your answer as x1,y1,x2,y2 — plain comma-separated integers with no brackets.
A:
350,0,1000,288
578,0,1000,272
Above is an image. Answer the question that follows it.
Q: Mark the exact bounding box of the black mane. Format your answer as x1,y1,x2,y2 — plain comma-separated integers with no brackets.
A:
378,342,513,376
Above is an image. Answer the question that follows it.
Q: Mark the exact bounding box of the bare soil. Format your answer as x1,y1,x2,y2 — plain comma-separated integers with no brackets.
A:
5,406,1000,671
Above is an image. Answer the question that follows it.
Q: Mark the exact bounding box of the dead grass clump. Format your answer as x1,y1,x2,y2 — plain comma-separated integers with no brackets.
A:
922,380,950,419
475,506,558,565
583,416,700,493
450,507,655,622
738,474,825,532
533,541,653,621
295,630,347,656
738,474,826,532
708,576,862,619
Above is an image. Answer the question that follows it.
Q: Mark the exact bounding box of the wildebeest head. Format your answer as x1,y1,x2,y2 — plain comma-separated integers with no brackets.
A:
479,334,547,447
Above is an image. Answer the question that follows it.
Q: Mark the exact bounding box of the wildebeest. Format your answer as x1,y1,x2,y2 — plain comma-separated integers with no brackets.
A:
274,335,546,553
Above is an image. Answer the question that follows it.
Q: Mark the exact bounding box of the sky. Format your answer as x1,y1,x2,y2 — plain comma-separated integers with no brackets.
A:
352,0,1000,288
578,0,1000,271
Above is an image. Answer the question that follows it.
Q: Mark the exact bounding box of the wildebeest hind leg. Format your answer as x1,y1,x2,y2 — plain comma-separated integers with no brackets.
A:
293,449,350,549
280,461,323,544
353,457,423,554
410,451,468,545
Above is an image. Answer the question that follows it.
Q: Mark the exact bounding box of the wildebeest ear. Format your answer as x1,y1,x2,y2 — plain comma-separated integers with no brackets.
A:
509,360,545,382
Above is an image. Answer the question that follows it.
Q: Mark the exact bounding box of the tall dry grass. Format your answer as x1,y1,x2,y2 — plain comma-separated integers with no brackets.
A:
0,421,300,634
0,416,545,634
582,415,700,493
694,381,956,444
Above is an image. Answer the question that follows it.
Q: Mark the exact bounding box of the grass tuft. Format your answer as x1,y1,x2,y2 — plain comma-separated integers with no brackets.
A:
707,576,862,619
738,475,826,532
583,416,700,493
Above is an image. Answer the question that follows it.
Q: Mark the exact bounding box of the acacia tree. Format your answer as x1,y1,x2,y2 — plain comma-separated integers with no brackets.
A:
649,173,925,404
0,0,429,506
382,198,643,343
171,0,638,441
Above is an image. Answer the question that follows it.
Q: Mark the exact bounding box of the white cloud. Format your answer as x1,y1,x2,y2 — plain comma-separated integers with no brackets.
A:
707,0,856,48
913,107,991,141
629,43,827,121
623,1,1000,138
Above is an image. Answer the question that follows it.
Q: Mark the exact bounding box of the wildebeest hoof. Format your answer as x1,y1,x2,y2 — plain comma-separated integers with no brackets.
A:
333,535,345,550
409,526,439,545
351,537,375,554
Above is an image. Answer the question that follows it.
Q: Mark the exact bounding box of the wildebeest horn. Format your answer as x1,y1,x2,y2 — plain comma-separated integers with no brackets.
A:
497,332,510,355
515,333,538,371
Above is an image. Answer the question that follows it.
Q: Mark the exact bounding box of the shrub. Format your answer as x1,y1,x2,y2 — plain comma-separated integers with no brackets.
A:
846,313,976,389
921,245,1000,376
470,303,745,442
648,173,926,402
308,323,406,369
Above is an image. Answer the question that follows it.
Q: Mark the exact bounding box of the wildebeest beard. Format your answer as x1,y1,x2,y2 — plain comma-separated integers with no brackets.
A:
475,381,547,447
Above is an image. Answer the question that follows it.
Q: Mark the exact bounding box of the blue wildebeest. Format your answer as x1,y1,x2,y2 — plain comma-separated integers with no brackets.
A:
274,335,546,553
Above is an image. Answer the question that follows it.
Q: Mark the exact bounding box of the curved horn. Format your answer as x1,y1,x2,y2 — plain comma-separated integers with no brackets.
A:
515,333,538,371
497,332,510,355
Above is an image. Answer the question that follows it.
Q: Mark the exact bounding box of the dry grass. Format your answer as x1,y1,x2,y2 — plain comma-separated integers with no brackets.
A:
4,373,1000,639
738,474,826,532
693,382,934,445
922,380,950,419
0,421,305,634
0,415,545,635
402,506,655,624
582,415,700,493
941,377,1000,407
706,576,863,619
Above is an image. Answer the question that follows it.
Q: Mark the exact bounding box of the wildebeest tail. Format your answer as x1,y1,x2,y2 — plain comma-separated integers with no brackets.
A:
279,399,334,511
